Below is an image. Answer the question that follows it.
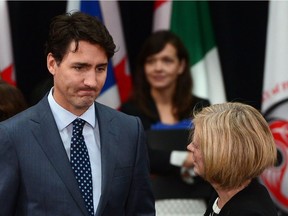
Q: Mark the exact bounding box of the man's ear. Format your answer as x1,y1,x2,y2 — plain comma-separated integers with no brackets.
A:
47,53,56,75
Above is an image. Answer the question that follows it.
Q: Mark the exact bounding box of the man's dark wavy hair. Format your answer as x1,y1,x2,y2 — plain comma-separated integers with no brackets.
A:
45,11,116,65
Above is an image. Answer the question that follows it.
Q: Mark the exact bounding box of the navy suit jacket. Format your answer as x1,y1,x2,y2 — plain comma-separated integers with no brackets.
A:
0,96,155,216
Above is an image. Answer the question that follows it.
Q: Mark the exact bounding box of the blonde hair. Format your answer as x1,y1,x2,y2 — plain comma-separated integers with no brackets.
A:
192,102,276,190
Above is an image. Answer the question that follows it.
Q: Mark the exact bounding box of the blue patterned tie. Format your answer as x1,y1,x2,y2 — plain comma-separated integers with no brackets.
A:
70,118,94,216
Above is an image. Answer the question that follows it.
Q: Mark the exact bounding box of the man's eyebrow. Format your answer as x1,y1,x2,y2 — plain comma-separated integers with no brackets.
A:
96,63,108,67
72,62,91,67
71,62,108,68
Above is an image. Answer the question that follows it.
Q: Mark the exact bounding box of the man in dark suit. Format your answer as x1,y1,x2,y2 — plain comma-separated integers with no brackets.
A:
0,11,155,216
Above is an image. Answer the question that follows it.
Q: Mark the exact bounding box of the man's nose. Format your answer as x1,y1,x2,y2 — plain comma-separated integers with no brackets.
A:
84,71,97,87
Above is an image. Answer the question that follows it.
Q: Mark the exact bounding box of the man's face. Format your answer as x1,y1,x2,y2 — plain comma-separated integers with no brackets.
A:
47,40,108,116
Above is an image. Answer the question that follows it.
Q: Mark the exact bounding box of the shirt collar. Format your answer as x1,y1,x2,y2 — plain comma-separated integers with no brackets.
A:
48,88,96,131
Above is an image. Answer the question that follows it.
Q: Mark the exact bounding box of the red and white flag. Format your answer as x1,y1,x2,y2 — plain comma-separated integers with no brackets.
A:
67,0,132,109
0,0,16,85
260,0,288,213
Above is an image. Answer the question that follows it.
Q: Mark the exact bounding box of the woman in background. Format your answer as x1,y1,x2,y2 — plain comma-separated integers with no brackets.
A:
188,102,277,215
121,30,209,131
120,30,212,213
0,79,28,121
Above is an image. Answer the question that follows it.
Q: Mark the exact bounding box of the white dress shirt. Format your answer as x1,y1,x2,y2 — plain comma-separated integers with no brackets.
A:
48,89,101,213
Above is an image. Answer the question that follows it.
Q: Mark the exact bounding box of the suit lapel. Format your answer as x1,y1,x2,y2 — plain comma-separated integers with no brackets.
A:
94,103,118,216
30,97,88,216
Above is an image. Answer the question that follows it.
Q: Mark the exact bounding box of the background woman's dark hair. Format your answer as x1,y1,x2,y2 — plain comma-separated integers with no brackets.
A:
133,30,194,120
0,80,28,121
44,11,116,65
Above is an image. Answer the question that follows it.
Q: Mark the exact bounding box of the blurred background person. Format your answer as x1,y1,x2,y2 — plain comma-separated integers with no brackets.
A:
188,102,278,215
120,30,213,214
0,79,28,121
121,30,210,130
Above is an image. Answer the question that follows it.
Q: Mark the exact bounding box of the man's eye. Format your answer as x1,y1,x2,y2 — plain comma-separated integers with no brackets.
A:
73,66,82,71
96,67,106,73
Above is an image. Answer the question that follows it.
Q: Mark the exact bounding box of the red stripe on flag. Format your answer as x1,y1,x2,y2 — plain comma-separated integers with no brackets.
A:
1,64,16,86
154,0,168,10
260,120,288,210
114,56,132,103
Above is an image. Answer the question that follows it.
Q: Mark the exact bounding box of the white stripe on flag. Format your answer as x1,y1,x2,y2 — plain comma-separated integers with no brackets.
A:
100,1,128,70
0,1,12,71
96,85,120,109
0,0,15,84
66,0,80,13
262,0,288,115
191,48,226,104
153,0,172,31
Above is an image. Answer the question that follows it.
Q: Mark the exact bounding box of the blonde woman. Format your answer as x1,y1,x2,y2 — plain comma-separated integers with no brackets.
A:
187,102,277,216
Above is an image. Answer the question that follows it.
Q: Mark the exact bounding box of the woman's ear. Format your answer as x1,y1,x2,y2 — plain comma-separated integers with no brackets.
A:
178,59,186,74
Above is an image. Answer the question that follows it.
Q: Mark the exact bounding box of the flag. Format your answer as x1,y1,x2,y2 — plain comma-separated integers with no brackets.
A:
0,0,16,86
153,0,226,104
260,0,288,213
67,0,132,109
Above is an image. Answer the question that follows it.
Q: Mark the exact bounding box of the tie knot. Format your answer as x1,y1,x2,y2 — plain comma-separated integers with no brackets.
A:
72,118,85,135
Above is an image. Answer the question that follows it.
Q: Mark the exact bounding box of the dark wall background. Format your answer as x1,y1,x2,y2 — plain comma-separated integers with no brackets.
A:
8,1,268,109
